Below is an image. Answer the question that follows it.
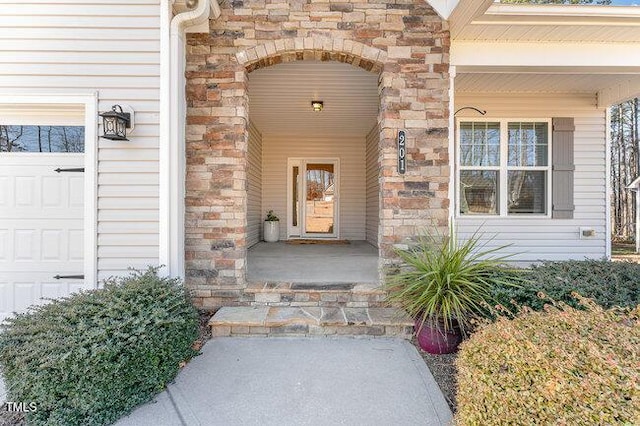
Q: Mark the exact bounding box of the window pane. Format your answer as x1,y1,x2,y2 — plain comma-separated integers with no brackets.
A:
460,170,499,215
0,125,84,153
508,171,546,214
459,122,500,167
508,122,548,166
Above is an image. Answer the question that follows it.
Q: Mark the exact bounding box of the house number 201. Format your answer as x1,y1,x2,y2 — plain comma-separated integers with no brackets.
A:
398,130,406,175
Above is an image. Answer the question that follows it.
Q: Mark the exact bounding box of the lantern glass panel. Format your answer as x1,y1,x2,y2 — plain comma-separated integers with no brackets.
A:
104,117,116,136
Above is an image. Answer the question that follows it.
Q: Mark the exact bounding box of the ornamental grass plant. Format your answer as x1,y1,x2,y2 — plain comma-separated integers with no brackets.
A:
385,228,519,334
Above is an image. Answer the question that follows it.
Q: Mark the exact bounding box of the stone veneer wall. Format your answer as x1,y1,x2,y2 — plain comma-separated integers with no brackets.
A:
185,0,450,309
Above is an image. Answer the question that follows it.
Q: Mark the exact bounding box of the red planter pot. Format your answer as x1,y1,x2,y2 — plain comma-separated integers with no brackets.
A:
415,319,463,354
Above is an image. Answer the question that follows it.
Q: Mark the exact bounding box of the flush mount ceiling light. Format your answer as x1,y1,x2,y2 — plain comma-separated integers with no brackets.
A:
311,101,324,112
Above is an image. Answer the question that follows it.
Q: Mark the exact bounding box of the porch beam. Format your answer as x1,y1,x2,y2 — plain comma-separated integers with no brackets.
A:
598,79,640,108
452,41,640,70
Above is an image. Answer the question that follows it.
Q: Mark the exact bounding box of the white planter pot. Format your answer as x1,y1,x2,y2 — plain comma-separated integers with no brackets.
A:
264,221,280,242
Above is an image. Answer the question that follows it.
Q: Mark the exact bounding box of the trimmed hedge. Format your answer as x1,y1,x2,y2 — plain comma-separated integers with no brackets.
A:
491,260,640,312
456,299,640,425
0,268,199,426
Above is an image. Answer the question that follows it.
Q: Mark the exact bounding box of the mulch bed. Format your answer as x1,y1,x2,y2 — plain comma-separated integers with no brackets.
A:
194,310,214,350
411,338,458,413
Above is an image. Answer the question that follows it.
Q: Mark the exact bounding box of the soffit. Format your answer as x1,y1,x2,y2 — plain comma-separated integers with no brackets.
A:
248,61,379,138
456,72,640,94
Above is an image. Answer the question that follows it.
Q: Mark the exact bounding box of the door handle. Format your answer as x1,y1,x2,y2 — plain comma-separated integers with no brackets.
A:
54,168,85,173
53,274,84,280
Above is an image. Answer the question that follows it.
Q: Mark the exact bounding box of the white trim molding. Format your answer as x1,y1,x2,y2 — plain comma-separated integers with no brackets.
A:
159,0,221,279
605,108,612,260
455,117,553,220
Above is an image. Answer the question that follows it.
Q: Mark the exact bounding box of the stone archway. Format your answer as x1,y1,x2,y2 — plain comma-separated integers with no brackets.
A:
236,38,386,74
184,0,450,309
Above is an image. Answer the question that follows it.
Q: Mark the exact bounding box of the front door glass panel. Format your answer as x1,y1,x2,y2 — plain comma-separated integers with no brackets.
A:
305,163,335,234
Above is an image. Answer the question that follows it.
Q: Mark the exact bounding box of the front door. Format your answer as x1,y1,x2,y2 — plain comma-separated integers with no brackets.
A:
287,159,339,238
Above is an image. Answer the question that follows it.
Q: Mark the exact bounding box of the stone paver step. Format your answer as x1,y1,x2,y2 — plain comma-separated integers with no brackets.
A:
209,306,414,338
244,282,387,308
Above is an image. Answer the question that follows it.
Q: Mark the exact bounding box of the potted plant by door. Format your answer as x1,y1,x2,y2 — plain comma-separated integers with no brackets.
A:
385,228,516,354
263,210,280,242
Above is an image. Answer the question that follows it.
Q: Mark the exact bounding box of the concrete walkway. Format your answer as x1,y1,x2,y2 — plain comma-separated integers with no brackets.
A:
117,337,452,426
247,241,379,283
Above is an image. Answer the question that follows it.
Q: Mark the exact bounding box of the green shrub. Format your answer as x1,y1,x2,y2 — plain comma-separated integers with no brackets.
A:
456,299,640,425
491,259,640,312
0,268,198,426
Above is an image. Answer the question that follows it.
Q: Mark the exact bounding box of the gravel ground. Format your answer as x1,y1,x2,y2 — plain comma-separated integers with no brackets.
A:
411,338,458,412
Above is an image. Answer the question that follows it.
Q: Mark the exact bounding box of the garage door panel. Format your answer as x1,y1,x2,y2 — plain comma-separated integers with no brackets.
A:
14,282,38,312
0,282,12,316
0,177,7,206
15,176,36,207
42,176,64,207
0,263,82,274
1,163,83,213
0,153,85,321
14,229,37,261
69,229,84,260
69,176,84,206
0,209,82,220
0,229,7,260
0,227,82,266
0,274,92,321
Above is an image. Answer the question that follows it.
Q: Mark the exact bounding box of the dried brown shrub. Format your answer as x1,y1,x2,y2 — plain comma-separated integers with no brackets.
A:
456,297,640,425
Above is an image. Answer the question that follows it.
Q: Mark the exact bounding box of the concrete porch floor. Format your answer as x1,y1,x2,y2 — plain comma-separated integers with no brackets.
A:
247,241,379,283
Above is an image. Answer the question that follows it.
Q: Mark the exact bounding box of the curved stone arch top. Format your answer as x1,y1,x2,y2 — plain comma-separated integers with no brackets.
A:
235,38,388,74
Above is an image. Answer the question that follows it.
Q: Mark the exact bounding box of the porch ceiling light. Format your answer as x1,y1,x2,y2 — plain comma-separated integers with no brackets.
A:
99,104,132,141
311,101,324,112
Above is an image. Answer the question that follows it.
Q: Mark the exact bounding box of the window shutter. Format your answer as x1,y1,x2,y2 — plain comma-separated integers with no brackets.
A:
552,117,575,219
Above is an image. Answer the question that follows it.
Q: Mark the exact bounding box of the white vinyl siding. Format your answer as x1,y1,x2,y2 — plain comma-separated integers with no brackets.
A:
454,93,606,262
262,135,366,241
365,125,379,247
0,1,161,280
247,121,262,247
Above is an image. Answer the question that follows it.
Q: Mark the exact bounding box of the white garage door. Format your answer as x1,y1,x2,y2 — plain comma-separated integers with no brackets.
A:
0,124,91,322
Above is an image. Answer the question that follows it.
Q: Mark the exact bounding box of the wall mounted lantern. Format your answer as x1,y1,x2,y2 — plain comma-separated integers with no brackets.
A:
99,104,133,140
311,101,324,112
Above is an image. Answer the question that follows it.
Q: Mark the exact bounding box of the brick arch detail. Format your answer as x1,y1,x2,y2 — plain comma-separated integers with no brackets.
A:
235,38,387,74
184,0,451,308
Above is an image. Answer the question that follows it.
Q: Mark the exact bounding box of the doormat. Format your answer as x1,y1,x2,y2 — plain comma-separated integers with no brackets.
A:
285,239,350,245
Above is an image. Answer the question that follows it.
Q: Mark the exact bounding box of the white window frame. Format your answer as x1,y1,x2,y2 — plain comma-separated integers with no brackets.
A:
456,117,552,219
0,92,98,286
